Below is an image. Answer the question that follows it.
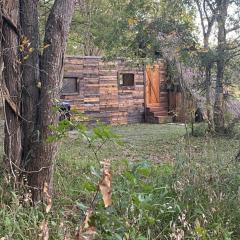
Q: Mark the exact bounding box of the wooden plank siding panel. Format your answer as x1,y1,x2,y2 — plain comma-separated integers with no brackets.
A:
63,56,145,124
63,57,192,125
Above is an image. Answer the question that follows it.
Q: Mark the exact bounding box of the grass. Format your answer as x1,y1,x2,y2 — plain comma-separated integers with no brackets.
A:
0,122,240,239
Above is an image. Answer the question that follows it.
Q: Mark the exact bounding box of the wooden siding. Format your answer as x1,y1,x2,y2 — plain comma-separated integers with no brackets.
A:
62,56,145,124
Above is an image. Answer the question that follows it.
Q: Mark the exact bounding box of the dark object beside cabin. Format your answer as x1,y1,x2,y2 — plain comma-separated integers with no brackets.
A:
59,101,71,121
195,108,204,123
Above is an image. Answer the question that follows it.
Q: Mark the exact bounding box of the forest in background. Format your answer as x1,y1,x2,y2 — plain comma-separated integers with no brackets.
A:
0,0,240,239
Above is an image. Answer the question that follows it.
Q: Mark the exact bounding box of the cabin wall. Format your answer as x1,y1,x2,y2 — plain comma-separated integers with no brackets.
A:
62,56,145,124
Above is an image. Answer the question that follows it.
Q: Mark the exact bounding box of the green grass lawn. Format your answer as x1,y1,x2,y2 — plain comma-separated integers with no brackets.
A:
54,123,240,239
1,122,240,239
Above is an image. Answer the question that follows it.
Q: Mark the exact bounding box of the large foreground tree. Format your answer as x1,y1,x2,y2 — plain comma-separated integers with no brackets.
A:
1,0,75,203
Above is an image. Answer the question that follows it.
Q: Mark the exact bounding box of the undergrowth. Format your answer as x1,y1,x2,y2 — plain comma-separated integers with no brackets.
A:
0,123,240,239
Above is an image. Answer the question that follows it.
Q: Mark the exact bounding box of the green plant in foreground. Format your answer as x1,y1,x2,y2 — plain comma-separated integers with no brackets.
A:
0,123,240,239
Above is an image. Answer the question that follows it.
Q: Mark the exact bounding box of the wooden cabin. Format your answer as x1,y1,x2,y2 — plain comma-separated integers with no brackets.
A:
62,56,186,124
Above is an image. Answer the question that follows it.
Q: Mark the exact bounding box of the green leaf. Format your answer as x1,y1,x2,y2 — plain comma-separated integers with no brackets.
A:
76,202,88,211
135,166,151,176
83,181,97,192
195,226,206,236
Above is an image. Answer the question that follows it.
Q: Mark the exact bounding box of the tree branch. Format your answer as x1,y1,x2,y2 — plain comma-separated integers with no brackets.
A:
226,24,240,34
203,0,210,23
195,0,206,35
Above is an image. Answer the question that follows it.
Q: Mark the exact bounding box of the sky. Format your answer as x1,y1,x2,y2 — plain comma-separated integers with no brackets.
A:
194,3,240,46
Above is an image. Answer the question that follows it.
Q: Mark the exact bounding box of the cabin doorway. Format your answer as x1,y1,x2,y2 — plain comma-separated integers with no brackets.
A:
145,63,172,123
145,64,160,106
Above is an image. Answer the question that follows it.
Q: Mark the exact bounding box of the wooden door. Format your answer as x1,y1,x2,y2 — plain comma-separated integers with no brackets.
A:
145,64,160,106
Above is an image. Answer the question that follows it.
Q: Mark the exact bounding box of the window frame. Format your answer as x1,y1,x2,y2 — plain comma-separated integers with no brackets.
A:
61,75,80,95
118,72,135,89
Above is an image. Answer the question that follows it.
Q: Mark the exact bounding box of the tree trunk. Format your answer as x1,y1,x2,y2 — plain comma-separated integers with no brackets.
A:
214,58,225,132
2,0,22,181
214,1,228,133
2,0,75,203
205,63,214,131
20,0,40,169
0,4,3,119
195,0,216,132
204,33,214,132
26,0,75,203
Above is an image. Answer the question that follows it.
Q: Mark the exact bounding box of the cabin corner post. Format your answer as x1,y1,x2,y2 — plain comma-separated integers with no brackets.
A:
143,63,147,122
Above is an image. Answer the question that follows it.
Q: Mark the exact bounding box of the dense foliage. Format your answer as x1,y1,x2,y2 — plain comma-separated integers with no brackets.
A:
66,0,195,61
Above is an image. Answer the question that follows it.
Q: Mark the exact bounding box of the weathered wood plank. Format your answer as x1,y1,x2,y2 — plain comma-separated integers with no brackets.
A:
62,56,158,124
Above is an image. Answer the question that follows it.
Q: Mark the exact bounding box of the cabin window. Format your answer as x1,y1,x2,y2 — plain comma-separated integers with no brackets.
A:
61,77,78,94
119,73,135,87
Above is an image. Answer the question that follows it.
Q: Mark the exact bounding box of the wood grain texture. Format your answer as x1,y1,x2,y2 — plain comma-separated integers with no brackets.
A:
63,57,192,124
63,56,145,124
2,0,22,170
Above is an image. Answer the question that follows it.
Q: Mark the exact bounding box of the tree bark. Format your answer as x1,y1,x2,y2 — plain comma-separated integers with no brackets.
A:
214,0,228,133
204,32,214,132
26,0,75,202
194,0,216,131
20,0,40,169
205,63,213,130
2,0,75,203
2,0,22,180
0,3,3,119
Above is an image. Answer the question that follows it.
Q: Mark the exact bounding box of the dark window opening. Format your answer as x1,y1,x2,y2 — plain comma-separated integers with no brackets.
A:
119,73,135,87
61,77,78,94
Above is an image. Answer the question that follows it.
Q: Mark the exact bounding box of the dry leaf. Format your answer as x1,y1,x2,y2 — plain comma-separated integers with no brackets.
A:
128,17,138,26
99,160,112,208
59,221,71,240
16,58,22,64
76,208,97,240
37,82,42,88
39,220,49,240
43,44,51,49
43,182,52,213
77,226,97,240
82,208,93,231
76,161,112,240
45,199,52,213
23,55,29,60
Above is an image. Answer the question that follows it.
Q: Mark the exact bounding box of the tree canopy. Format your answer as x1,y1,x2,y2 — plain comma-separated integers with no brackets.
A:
66,0,195,61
